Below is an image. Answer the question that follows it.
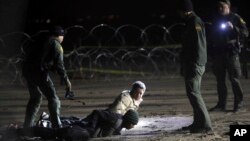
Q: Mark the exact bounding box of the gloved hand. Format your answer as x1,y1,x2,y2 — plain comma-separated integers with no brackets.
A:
64,78,74,100
65,89,74,100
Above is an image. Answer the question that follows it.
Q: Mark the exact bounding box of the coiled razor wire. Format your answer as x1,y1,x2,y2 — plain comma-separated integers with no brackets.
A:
1,23,235,85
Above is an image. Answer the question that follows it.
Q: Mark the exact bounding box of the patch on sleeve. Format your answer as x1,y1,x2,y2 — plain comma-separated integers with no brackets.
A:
57,46,64,54
240,18,246,24
195,24,202,31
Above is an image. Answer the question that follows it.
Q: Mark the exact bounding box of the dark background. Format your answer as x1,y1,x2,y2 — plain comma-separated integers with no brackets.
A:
0,0,249,35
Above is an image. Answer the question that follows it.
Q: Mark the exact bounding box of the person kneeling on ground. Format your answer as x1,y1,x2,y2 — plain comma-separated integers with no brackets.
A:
108,81,146,115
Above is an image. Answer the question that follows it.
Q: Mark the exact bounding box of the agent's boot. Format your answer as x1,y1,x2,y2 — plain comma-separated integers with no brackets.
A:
209,104,226,112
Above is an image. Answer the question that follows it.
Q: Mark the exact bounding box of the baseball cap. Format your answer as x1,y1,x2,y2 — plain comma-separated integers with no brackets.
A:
50,26,65,36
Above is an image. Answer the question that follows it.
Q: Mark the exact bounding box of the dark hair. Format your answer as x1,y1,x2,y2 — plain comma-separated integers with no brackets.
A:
131,81,146,92
50,26,65,36
123,109,139,125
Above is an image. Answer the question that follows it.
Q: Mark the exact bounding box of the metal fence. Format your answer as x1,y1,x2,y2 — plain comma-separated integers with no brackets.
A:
0,23,249,86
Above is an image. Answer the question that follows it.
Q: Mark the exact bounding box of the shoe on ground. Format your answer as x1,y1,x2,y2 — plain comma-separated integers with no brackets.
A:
182,124,195,130
190,127,212,133
39,112,49,120
209,105,225,112
233,107,246,113
234,101,244,113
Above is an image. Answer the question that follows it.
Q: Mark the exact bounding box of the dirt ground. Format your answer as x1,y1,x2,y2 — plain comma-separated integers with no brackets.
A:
0,73,250,141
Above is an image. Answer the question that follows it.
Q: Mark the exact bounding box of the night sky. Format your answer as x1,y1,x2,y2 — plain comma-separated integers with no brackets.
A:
0,0,249,34
25,0,214,28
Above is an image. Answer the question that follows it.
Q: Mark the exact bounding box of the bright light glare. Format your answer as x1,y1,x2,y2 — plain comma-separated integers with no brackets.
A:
221,23,226,29
121,116,193,136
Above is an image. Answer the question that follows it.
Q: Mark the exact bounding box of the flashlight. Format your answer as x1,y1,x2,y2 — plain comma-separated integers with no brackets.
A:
220,23,227,29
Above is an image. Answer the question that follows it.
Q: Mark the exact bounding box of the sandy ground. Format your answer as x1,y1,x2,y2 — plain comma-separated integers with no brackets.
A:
0,73,250,141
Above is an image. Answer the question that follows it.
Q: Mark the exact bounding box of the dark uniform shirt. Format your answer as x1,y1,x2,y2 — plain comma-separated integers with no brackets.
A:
180,12,207,66
211,12,249,55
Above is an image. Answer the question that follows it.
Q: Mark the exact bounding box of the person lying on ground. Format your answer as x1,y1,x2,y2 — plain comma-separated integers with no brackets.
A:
1,109,139,141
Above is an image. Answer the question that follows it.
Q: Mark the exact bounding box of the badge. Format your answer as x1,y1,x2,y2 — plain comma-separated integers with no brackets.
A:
195,24,202,31
240,18,246,24
58,46,64,54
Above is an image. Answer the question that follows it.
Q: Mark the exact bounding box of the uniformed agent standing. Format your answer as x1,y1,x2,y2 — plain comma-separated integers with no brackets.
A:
177,0,212,133
22,26,72,128
209,0,249,112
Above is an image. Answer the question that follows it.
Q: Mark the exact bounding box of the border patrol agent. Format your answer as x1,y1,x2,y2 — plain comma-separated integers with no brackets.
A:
209,0,249,112
22,26,72,128
177,0,212,133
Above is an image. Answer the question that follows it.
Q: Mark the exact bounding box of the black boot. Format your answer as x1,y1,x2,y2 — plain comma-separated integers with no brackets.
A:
233,101,243,112
209,104,226,112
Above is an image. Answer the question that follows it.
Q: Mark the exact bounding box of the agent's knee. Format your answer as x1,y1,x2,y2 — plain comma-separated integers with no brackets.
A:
48,97,61,109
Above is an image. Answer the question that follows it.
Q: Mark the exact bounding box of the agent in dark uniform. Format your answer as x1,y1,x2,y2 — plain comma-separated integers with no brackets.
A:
209,0,249,112
22,26,72,128
177,0,212,133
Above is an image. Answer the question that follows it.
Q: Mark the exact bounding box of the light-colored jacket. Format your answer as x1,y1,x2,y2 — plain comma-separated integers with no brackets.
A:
108,90,140,115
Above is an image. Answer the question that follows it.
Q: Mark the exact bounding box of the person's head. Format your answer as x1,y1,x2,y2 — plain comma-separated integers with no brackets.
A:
122,109,139,129
130,81,146,100
50,26,65,43
217,0,231,16
177,0,194,19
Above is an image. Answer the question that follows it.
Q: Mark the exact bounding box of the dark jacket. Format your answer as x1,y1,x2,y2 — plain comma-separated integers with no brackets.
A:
180,12,207,66
36,110,124,138
86,110,123,137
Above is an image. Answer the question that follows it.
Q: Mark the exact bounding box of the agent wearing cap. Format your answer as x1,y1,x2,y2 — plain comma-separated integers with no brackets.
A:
22,25,72,128
108,81,146,115
209,0,249,112
177,0,212,133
